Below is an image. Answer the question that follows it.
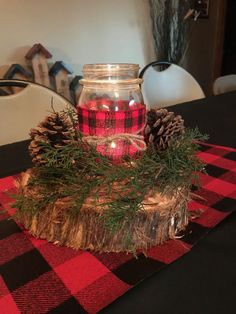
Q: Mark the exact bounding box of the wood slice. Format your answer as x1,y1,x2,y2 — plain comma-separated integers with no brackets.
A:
14,170,189,253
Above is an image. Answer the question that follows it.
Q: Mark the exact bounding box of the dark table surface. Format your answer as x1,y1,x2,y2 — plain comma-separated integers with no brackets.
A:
101,91,236,314
1,91,236,314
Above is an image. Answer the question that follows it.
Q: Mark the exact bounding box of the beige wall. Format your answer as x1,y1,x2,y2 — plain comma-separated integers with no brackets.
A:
0,0,221,96
0,0,155,76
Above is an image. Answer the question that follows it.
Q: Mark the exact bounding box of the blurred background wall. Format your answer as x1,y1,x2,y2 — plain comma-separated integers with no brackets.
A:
0,0,155,76
0,0,227,96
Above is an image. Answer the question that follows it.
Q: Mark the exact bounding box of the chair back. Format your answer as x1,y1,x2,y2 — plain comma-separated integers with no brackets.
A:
0,80,75,145
139,61,205,108
213,75,236,95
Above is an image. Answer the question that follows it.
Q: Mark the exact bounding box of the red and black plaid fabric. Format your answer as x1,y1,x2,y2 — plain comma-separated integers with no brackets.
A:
78,102,146,136
0,143,236,314
77,102,146,161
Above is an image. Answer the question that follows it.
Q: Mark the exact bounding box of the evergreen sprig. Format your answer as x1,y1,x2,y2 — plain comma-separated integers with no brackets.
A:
14,126,207,233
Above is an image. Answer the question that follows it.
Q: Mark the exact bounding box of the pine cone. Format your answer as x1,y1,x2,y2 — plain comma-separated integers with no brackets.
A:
145,108,185,151
29,110,78,165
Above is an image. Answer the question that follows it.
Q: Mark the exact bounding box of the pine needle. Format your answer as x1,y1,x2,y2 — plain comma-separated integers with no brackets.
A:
14,126,207,233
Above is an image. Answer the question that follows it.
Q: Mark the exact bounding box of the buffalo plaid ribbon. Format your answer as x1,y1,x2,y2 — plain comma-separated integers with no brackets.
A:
0,143,236,313
77,104,146,161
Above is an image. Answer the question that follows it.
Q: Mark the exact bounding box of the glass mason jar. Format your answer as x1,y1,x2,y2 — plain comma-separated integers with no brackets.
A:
77,63,146,161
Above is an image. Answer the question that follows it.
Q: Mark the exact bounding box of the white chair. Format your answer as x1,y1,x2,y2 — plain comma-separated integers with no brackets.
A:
213,74,236,95
139,61,205,109
0,80,75,145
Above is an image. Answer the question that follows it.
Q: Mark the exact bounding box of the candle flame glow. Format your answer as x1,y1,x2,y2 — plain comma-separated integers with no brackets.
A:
110,141,116,148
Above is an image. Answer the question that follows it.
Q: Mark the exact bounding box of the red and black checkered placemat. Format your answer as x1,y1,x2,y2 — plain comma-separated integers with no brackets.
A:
0,143,236,314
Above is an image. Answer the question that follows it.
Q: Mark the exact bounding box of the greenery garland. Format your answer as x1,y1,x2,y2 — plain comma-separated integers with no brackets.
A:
14,125,207,234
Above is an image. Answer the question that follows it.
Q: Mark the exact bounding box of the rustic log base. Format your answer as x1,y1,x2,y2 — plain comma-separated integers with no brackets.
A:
15,171,190,253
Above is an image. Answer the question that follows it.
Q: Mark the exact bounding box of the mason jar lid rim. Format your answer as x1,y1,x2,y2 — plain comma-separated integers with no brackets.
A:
80,78,143,85
83,63,140,71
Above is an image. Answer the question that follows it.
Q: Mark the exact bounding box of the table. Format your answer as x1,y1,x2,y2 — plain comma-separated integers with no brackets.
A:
1,91,236,314
101,91,236,314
